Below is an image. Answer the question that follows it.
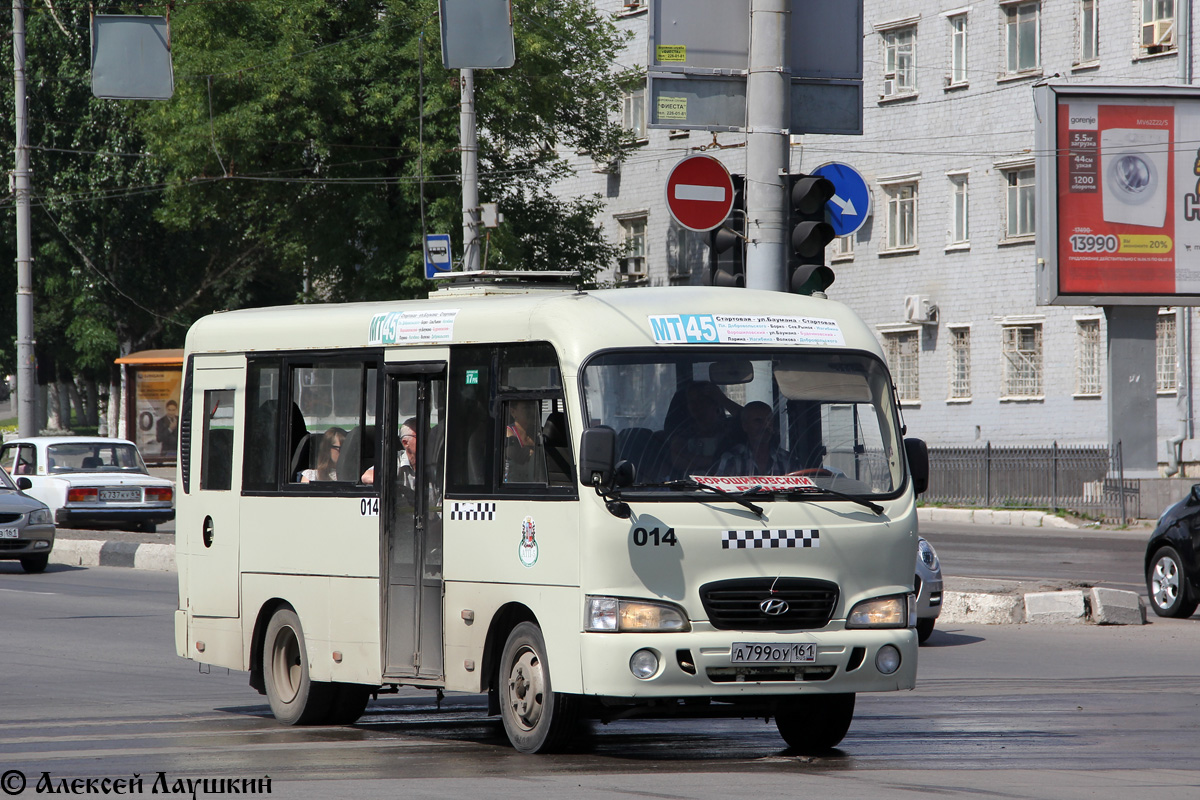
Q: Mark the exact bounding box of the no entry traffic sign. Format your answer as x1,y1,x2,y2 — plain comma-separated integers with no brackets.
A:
665,154,735,232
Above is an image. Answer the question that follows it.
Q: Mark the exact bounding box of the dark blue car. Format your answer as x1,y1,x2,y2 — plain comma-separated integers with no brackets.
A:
1146,485,1200,618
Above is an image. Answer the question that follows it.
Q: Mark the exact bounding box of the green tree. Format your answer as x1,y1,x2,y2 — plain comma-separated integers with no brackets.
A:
140,0,632,299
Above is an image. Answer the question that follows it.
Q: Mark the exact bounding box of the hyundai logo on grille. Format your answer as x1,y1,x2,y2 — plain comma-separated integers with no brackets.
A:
759,598,790,616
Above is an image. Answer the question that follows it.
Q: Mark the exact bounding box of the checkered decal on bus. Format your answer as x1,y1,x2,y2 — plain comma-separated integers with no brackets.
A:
449,502,496,521
721,529,819,549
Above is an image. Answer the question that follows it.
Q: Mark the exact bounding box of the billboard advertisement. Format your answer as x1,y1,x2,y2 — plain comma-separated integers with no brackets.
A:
1035,84,1200,306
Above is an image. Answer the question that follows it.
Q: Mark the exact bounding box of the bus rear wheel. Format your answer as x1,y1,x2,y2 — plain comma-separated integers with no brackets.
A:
498,621,579,753
263,608,331,725
775,693,855,753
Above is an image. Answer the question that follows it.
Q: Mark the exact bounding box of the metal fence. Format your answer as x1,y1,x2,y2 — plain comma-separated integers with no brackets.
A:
924,442,1140,520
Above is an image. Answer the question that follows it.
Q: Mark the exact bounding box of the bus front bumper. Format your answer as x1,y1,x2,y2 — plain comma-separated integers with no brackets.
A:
579,626,917,699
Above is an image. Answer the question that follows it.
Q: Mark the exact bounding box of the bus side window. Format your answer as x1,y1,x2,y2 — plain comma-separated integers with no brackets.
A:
243,359,281,491
447,347,493,495
201,390,235,491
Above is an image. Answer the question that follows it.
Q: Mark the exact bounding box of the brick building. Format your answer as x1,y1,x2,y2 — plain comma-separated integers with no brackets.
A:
552,0,1200,474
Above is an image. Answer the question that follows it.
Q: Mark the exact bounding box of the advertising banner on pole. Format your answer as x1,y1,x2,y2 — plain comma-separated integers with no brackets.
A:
1035,84,1200,306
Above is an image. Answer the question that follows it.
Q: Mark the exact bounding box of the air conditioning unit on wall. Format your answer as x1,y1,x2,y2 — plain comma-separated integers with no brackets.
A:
904,295,939,325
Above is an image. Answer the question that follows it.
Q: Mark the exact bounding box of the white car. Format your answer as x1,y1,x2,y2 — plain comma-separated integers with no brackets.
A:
0,437,174,532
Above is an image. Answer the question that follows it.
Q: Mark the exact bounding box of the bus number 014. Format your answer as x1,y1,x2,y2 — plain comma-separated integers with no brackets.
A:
632,527,677,547
360,497,379,517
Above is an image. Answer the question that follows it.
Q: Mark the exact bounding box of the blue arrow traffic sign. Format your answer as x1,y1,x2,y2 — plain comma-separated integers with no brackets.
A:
424,234,453,279
812,162,871,238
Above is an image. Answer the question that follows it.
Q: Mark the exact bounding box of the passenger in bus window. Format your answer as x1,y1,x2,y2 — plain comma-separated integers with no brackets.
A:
504,400,544,483
714,401,795,476
359,417,416,494
300,427,346,482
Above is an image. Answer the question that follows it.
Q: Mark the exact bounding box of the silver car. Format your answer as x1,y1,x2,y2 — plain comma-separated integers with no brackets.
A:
0,466,55,573
915,536,943,644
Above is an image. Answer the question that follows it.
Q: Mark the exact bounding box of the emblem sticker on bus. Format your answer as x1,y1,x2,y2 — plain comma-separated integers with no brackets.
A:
519,516,539,567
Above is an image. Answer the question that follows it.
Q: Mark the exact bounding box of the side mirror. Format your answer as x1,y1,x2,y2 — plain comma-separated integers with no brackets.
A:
579,426,617,488
16,477,32,491
904,437,929,496
1188,484,1200,506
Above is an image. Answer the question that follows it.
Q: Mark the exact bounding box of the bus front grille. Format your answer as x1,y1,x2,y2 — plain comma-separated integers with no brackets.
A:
699,577,838,631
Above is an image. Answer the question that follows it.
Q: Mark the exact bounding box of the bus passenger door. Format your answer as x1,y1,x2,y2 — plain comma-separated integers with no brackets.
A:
382,366,446,680
185,363,242,619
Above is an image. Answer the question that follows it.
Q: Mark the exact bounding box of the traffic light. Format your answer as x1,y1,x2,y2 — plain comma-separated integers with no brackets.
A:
787,174,836,295
703,174,745,287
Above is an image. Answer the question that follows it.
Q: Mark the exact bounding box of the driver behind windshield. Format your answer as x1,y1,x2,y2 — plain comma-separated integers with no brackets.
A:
712,401,796,476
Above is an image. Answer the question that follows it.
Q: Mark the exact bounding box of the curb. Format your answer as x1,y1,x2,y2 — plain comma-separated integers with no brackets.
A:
919,507,1079,528
51,539,175,572
940,586,1146,626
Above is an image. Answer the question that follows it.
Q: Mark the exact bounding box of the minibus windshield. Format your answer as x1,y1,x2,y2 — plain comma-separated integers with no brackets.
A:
582,350,904,498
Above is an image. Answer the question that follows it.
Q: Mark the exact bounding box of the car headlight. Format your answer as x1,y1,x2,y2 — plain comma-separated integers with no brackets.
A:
27,508,52,526
585,596,690,632
917,537,939,571
846,594,910,628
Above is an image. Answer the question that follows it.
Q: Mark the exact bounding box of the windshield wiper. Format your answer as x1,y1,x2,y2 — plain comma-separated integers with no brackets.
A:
650,478,766,518
749,484,883,515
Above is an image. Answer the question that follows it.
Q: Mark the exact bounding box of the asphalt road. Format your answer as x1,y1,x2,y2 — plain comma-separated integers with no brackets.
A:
3,544,1200,798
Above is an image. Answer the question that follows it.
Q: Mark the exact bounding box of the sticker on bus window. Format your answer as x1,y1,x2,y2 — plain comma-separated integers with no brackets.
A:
647,314,845,346
691,475,817,493
450,501,495,521
518,516,539,567
722,529,820,549
465,370,479,385
367,309,459,345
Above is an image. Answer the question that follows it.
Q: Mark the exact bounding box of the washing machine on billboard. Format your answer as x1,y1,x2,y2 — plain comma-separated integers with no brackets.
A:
1101,127,1168,228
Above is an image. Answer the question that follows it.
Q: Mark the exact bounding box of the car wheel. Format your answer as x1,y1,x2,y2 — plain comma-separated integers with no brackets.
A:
1148,546,1199,618
263,608,332,725
498,621,579,753
19,554,49,573
775,693,855,752
325,684,373,725
916,618,935,644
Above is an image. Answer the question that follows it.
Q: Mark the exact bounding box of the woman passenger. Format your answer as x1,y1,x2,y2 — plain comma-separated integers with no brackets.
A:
301,427,346,482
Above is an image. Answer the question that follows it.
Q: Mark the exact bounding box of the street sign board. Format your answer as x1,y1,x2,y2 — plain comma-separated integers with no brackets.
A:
649,0,749,73
812,162,871,237
439,0,515,69
425,234,453,279
665,155,735,232
649,74,746,131
91,15,174,100
791,81,863,135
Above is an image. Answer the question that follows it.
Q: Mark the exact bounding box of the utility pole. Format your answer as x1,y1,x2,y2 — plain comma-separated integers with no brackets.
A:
459,68,480,272
13,0,36,437
743,0,790,292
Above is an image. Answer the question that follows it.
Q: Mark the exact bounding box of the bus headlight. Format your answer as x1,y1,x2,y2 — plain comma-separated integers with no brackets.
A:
585,596,691,632
846,594,910,628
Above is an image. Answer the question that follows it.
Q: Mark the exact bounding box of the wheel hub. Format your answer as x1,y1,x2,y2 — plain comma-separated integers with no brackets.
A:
507,648,545,730
1153,557,1180,608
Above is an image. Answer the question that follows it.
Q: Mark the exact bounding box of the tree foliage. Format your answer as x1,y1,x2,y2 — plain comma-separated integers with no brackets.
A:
1,0,631,380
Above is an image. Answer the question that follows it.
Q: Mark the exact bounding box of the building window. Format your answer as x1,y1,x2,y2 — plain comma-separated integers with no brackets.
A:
948,327,971,400
1075,319,1103,396
950,15,968,85
882,27,917,97
1002,323,1043,398
883,330,920,402
1004,2,1040,74
1142,0,1175,54
623,87,646,140
617,215,647,278
1005,167,1035,238
1158,310,1178,393
1079,0,1099,62
831,234,854,261
950,174,969,244
883,181,918,250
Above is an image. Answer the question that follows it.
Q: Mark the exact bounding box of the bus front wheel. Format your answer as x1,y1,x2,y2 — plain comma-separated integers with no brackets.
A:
498,621,579,753
775,693,855,752
263,608,332,725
